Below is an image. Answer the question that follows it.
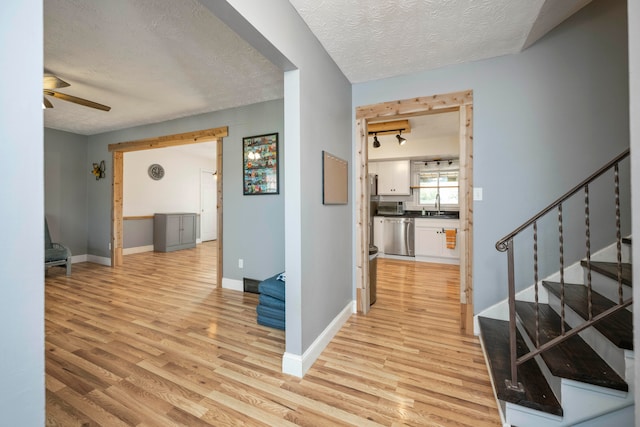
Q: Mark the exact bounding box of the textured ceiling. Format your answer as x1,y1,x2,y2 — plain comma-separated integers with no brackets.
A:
44,0,284,135
43,0,591,136
289,0,592,83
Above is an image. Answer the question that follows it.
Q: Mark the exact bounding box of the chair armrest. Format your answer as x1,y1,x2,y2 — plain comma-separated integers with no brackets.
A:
51,243,71,257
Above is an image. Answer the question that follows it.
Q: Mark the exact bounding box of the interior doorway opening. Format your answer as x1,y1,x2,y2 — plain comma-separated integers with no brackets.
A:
355,91,474,334
200,168,218,242
108,126,228,286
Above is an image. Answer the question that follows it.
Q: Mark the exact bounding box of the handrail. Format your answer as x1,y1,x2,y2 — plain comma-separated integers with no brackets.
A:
496,148,630,252
495,148,631,392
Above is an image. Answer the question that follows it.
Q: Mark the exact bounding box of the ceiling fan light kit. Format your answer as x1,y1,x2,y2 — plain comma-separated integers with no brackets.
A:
43,73,111,112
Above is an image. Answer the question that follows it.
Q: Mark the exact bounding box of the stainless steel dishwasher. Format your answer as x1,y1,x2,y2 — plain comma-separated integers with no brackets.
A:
383,217,415,257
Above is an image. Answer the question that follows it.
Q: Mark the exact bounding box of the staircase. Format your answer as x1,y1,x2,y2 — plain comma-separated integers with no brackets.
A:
478,150,634,426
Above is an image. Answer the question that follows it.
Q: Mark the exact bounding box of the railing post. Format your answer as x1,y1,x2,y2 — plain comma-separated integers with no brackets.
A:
614,163,623,304
585,185,593,320
505,239,524,392
533,222,539,347
558,203,565,335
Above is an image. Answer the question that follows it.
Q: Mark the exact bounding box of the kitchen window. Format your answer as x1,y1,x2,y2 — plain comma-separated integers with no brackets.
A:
417,170,459,206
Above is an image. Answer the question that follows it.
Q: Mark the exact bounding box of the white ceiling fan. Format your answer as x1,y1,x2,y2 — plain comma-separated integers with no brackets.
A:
43,73,111,111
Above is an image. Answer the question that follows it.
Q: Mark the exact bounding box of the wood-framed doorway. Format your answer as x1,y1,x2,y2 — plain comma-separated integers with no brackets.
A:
355,90,474,334
108,126,228,286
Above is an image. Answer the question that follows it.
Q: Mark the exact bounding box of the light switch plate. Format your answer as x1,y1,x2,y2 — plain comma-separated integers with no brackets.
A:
473,187,483,201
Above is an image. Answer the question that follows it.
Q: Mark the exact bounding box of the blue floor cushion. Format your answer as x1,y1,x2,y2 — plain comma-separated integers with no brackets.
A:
256,304,285,321
257,315,285,330
259,294,285,311
258,273,285,301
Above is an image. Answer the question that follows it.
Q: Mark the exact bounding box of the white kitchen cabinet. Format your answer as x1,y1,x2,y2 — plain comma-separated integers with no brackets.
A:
376,160,410,195
414,218,460,264
373,216,385,253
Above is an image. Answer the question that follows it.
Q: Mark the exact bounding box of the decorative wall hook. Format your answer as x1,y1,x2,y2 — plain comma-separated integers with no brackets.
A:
92,160,105,180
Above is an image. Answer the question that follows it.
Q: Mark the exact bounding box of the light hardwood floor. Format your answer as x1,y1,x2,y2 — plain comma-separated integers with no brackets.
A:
45,242,501,426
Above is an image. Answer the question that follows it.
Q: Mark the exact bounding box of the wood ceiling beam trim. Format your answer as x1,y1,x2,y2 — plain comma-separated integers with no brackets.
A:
367,120,410,135
108,126,228,153
356,90,472,120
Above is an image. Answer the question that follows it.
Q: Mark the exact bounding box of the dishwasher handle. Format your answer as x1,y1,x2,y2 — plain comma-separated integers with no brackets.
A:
405,219,415,256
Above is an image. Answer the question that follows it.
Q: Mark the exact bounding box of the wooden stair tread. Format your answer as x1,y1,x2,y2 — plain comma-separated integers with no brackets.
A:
515,301,628,392
478,316,562,416
543,281,633,350
580,261,632,286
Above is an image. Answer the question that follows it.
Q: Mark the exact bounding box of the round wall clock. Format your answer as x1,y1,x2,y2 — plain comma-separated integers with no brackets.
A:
148,164,165,180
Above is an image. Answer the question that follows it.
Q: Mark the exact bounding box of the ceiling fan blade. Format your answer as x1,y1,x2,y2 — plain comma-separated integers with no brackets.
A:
44,90,111,112
43,74,70,90
43,97,54,109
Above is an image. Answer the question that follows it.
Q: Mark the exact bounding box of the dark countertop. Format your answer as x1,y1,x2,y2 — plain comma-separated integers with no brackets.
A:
375,211,460,219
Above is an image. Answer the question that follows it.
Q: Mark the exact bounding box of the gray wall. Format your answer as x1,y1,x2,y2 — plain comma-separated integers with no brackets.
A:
210,0,354,354
123,218,154,248
87,99,285,282
44,128,89,256
0,0,45,424
353,0,630,314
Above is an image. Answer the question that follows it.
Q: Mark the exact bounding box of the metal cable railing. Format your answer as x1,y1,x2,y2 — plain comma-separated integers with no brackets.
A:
495,149,631,392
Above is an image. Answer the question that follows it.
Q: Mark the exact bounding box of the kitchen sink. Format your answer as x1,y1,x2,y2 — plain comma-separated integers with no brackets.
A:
408,211,459,219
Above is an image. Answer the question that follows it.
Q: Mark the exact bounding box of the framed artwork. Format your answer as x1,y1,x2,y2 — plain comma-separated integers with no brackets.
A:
243,133,279,195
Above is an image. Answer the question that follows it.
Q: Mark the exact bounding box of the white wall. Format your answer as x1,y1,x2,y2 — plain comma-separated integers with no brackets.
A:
629,0,640,423
0,0,45,424
368,135,458,161
124,145,216,216
368,112,460,161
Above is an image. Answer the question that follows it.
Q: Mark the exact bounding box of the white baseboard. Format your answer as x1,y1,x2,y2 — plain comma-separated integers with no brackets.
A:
414,255,459,265
282,300,355,378
70,254,88,264
87,255,111,266
221,277,243,291
123,245,154,255
69,254,110,266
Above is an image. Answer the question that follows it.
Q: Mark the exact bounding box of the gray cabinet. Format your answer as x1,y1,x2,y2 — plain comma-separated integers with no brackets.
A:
154,213,196,252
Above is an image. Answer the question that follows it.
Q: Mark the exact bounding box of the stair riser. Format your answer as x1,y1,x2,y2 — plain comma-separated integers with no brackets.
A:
560,380,632,424
547,292,626,378
590,241,631,264
506,380,633,427
583,269,632,308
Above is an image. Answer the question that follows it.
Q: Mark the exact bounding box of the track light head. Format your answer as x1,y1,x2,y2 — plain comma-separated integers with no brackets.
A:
396,130,406,146
373,134,381,148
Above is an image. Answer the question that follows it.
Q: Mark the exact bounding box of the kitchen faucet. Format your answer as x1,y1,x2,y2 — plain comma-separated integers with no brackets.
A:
435,193,441,215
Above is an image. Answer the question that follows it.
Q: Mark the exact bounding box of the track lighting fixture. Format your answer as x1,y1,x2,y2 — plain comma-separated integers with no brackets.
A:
421,158,457,167
372,133,381,148
396,130,406,146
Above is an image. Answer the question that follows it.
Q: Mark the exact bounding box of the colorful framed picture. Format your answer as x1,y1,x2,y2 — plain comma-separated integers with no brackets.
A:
242,133,279,195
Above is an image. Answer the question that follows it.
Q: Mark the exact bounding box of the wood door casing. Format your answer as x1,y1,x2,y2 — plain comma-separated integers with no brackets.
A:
355,91,474,334
108,126,228,287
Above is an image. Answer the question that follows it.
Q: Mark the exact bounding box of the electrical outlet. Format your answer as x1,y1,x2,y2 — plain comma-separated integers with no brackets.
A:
238,259,243,269
473,187,483,201
108,242,111,250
